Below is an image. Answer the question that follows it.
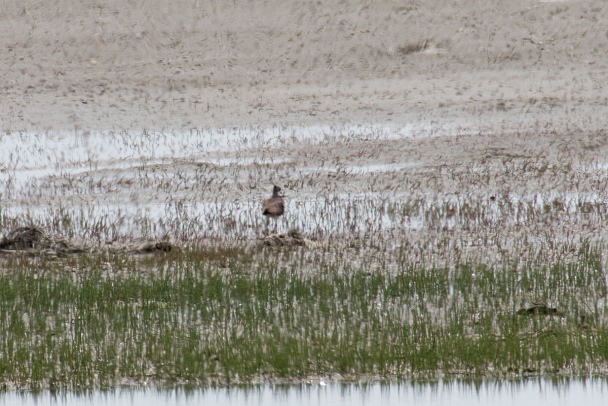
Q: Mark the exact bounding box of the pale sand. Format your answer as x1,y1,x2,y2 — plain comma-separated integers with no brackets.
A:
1,0,606,134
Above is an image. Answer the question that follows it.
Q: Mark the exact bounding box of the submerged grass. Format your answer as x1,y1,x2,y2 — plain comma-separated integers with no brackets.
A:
1,244,607,391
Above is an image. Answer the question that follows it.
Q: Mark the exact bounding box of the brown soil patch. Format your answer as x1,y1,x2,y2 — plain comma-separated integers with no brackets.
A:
0,226,178,256
0,226,83,255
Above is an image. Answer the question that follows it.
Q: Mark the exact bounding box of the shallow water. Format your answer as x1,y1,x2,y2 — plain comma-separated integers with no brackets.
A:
3,380,608,406
3,124,608,260
0,125,428,240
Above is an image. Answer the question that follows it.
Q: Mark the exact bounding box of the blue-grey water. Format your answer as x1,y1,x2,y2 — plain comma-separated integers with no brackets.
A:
3,379,607,406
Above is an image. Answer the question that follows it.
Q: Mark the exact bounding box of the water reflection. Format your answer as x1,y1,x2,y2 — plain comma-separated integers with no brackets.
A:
3,379,608,406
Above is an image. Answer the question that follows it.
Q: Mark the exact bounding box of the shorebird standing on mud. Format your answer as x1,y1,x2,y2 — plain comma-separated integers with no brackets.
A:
262,185,284,234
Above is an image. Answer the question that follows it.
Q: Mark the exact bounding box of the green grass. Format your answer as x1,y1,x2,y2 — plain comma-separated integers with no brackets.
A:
0,244,607,391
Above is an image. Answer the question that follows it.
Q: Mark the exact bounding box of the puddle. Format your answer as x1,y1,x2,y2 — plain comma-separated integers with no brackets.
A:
0,124,421,192
0,122,477,172
2,125,608,246
2,379,607,406
0,125,433,241
342,163,416,174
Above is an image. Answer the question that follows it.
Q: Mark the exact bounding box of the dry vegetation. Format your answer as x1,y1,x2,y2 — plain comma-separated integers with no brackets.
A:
3,126,608,265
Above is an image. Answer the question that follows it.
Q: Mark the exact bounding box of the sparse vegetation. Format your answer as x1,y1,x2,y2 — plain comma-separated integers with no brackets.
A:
1,126,608,391
0,244,606,391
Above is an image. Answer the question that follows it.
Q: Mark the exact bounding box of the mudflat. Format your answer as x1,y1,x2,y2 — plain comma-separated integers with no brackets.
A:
1,0,608,248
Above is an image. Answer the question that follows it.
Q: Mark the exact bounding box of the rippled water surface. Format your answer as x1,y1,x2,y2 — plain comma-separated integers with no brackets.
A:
3,380,608,406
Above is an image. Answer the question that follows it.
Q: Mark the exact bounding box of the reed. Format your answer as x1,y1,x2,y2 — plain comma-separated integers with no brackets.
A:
0,243,606,391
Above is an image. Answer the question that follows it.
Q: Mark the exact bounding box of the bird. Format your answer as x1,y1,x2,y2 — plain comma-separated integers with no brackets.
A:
262,185,284,234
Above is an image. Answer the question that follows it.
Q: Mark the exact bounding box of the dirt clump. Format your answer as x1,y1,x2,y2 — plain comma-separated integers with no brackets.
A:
133,241,176,253
262,229,311,247
260,229,341,249
0,226,178,256
517,303,563,317
0,226,83,255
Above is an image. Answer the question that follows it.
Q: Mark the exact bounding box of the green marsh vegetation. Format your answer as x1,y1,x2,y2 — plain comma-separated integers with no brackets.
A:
2,128,608,390
0,241,607,391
